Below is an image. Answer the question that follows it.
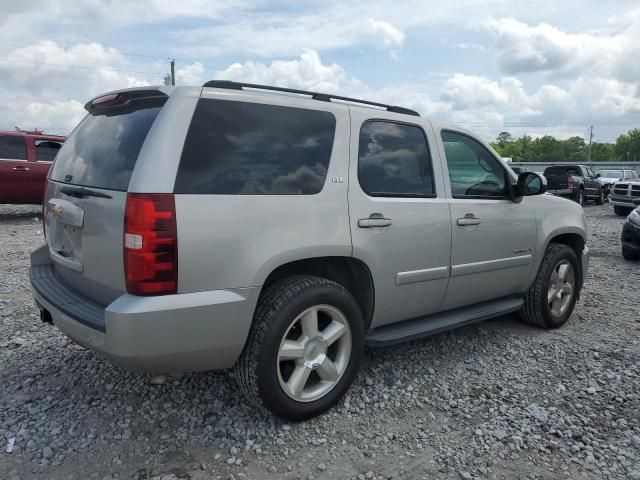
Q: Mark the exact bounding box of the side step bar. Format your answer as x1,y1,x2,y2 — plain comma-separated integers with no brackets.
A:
365,296,524,347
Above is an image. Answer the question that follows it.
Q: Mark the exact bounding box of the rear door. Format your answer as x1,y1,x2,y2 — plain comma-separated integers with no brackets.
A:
44,91,169,305
0,135,30,203
348,110,451,327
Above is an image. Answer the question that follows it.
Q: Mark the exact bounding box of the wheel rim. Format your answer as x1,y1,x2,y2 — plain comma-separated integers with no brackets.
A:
578,192,584,205
276,305,352,403
547,261,575,317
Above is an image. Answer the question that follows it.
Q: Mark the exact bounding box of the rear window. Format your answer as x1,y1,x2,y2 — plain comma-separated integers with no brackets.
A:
50,100,164,191
544,166,580,176
174,99,336,195
0,136,27,160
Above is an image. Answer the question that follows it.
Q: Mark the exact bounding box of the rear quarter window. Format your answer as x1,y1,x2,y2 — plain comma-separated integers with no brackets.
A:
174,99,336,195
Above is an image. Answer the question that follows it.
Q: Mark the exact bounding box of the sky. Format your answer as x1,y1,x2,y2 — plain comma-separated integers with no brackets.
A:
1,0,639,143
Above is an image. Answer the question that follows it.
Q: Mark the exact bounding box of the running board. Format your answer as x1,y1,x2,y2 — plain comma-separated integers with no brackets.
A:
365,296,524,347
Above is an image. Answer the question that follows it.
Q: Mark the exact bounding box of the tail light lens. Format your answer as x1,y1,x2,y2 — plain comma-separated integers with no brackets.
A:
124,193,178,295
567,176,574,189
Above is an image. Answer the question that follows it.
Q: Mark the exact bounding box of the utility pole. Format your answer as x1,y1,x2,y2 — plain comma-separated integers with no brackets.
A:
170,59,175,86
587,125,594,165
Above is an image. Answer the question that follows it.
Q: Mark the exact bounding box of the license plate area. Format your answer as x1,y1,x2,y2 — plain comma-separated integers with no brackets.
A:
47,198,85,273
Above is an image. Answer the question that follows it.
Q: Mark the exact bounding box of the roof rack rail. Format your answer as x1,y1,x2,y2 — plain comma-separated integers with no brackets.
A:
202,80,420,117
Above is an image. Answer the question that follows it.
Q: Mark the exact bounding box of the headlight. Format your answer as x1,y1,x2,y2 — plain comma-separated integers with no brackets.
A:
629,209,640,227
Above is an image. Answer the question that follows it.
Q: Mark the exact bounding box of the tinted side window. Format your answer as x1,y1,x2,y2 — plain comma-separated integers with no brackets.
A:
358,121,434,197
35,140,64,162
175,100,336,195
441,130,508,198
0,136,27,160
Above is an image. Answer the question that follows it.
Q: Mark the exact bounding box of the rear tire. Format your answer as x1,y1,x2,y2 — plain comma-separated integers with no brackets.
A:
234,275,364,421
622,247,640,261
520,244,580,329
614,205,632,216
595,188,605,205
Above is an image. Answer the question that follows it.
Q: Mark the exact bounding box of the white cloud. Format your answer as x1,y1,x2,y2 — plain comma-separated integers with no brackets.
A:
0,40,155,132
215,50,364,94
485,11,640,82
367,18,405,47
176,62,204,86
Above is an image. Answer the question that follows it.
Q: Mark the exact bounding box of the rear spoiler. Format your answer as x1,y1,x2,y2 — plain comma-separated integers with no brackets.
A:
84,90,168,114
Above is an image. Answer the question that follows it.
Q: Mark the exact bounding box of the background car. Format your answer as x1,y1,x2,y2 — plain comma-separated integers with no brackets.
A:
510,166,529,176
543,164,605,205
0,130,65,204
595,169,638,195
622,206,640,260
610,180,640,216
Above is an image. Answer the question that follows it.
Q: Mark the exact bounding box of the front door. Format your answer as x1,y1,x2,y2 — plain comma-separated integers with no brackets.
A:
348,111,451,327
436,129,536,310
0,135,31,204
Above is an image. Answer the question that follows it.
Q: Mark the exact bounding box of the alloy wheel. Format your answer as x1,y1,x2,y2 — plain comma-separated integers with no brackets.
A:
276,305,352,402
547,260,575,317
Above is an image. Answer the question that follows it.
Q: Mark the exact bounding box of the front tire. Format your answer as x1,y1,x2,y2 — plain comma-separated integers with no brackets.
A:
235,275,364,421
614,205,632,216
595,188,605,205
575,189,584,205
520,244,580,329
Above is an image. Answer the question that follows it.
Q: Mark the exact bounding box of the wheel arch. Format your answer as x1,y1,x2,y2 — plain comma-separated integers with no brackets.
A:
259,256,375,329
530,229,586,290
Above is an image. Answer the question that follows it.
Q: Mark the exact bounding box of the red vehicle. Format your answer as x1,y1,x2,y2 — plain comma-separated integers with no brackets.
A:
0,130,65,204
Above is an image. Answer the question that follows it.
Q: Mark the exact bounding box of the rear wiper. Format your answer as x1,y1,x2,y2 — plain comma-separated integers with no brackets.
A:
60,186,112,199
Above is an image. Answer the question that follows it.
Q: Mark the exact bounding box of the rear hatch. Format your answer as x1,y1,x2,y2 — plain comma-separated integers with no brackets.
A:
44,90,168,305
544,166,580,189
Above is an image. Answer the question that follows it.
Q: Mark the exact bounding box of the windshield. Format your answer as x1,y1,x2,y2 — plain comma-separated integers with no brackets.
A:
597,170,623,179
50,99,165,191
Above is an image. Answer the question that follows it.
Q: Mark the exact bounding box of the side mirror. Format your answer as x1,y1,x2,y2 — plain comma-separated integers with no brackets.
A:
595,173,601,178
516,171,547,198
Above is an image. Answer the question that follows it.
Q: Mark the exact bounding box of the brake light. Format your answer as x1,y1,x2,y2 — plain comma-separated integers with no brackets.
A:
567,176,574,189
124,193,178,295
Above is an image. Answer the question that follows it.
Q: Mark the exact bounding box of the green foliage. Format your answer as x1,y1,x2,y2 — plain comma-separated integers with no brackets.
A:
614,128,640,162
491,128,639,162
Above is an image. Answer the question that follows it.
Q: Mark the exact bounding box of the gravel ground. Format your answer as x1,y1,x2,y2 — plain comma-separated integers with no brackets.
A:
1,202,639,480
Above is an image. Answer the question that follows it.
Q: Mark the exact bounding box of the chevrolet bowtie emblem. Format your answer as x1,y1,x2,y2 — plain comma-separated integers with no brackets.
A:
52,205,64,219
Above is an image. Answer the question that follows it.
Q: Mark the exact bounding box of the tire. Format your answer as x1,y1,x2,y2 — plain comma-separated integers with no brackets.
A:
234,275,364,421
614,205,632,216
520,244,580,329
622,247,640,261
595,188,605,205
575,189,584,205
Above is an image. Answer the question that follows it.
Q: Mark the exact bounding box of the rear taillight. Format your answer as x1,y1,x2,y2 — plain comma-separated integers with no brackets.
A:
567,176,574,189
124,193,178,296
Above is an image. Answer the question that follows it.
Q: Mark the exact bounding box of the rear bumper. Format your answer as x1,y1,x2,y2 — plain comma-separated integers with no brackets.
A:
547,188,574,196
609,195,640,207
30,245,259,373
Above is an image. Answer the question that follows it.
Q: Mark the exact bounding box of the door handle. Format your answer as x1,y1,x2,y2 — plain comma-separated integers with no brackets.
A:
12,166,30,171
358,213,392,228
457,213,481,226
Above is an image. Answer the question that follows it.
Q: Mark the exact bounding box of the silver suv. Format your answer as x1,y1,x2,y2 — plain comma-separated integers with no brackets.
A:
31,81,589,420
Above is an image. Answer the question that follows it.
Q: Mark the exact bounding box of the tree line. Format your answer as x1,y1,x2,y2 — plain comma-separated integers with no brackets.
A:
490,128,640,163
